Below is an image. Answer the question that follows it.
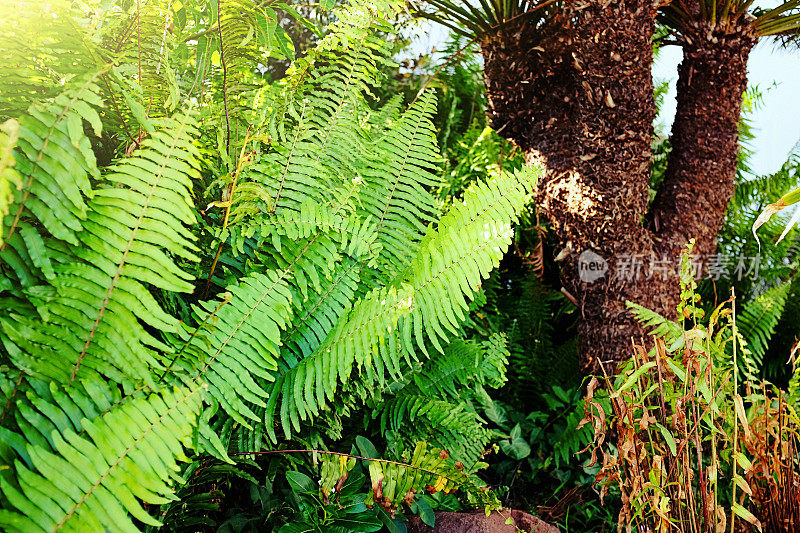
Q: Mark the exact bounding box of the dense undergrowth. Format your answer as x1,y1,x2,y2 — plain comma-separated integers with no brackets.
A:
2,0,800,532
0,0,536,530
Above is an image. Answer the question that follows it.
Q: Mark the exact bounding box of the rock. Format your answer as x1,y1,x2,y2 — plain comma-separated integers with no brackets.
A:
406,509,560,533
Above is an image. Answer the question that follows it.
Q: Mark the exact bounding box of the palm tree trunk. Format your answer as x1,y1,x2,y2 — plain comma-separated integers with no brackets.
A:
649,22,757,259
481,3,760,375
482,1,674,374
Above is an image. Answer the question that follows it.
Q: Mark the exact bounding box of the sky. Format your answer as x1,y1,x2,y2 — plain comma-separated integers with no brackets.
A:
411,21,800,177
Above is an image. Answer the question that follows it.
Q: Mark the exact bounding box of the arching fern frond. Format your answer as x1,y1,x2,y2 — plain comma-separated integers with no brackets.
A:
0,0,98,118
0,384,203,532
265,166,536,440
360,91,444,277
401,165,534,357
100,0,179,115
283,257,363,361
0,376,126,462
0,70,105,250
2,111,200,387
737,281,791,367
405,335,508,399
178,270,294,427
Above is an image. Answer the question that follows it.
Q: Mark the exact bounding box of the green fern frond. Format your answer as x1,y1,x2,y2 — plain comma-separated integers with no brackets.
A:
219,0,292,77
227,201,380,263
378,395,495,469
0,70,105,251
736,282,791,366
236,24,392,219
627,301,683,345
401,165,534,357
0,1,97,118
181,271,294,427
0,376,126,463
265,166,535,440
283,258,363,360
245,98,334,215
0,119,21,248
187,211,380,433
0,384,203,532
407,335,508,399
735,152,800,206
2,111,200,387
100,0,180,115
373,336,508,467
360,91,444,276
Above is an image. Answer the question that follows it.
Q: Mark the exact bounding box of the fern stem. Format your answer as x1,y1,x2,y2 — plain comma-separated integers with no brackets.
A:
202,126,252,298
217,0,231,160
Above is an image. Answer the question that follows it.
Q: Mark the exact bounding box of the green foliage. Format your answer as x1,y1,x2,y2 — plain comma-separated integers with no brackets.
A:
0,1,537,529
374,335,509,469
414,0,562,38
659,0,800,39
0,384,204,532
4,111,201,388
0,119,21,248
319,441,497,515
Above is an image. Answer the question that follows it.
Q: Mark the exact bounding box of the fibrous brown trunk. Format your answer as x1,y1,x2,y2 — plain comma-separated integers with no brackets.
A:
649,20,757,259
480,2,757,375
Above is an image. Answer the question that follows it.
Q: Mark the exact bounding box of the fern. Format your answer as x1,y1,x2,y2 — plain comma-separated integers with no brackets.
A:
0,71,104,252
373,336,508,468
0,0,534,528
0,384,203,532
736,282,791,367
0,1,95,118
0,119,21,248
626,302,683,346
263,166,535,441
102,1,180,115
361,91,444,278
2,111,201,388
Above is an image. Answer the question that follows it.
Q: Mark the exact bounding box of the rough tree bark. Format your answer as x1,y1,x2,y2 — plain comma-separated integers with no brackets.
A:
480,0,757,374
649,19,757,259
